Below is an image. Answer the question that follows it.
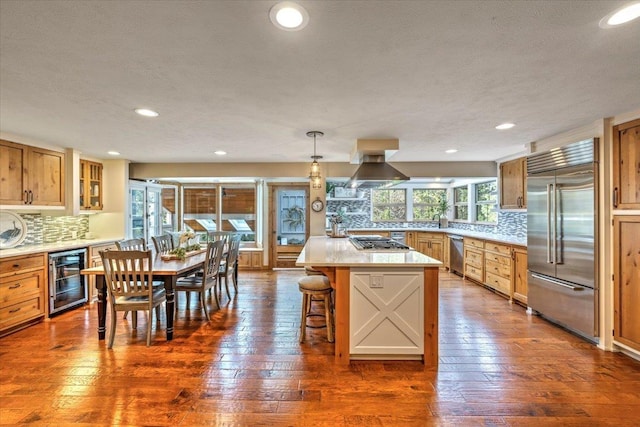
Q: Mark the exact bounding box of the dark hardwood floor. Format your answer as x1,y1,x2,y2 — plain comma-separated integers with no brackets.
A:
1,269,639,426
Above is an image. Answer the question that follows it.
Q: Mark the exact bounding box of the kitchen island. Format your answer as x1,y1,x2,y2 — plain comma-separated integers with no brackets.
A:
296,236,442,367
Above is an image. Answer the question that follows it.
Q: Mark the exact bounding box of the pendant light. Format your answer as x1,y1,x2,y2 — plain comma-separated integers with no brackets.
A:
306,131,323,189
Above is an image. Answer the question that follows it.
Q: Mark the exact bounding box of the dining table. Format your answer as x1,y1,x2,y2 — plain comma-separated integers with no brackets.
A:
80,249,207,341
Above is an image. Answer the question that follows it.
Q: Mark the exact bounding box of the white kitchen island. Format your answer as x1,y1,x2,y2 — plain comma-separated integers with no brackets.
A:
296,236,442,367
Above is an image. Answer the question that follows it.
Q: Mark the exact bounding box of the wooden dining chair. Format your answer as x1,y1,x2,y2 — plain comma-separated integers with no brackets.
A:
218,234,241,300
116,238,146,251
174,239,225,320
100,250,166,348
151,234,174,254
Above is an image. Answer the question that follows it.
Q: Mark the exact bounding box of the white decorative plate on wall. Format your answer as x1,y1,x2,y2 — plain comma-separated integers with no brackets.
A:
0,211,27,249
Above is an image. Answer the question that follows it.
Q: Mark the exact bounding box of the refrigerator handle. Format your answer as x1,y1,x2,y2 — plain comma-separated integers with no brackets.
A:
531,273,585,291
546,183,553,264
552,182,558,265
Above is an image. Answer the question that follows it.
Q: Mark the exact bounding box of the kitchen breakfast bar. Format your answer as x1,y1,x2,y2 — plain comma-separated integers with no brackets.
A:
296,236,442,367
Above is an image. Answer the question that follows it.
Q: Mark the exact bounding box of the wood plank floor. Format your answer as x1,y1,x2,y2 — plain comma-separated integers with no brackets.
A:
1,269,639,426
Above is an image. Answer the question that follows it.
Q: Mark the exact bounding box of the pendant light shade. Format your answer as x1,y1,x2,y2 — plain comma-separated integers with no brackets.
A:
307,131,323,189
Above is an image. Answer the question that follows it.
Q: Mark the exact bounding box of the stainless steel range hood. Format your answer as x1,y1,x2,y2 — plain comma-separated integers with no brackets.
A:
347,154,410,189
347,139,410,189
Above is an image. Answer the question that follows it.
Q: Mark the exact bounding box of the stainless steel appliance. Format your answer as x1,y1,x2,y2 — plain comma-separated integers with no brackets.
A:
390,231,406,246
527,138,598,343
48,248,88,316
449,235,464,276
350,235,410,251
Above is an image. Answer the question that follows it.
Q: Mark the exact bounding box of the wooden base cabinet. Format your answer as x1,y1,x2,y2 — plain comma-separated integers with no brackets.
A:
0,253,47,336
484,241,512,296
463,238,484,283
238,250,263,270
613,216,640,351
512,246,528,304
416,232,444,262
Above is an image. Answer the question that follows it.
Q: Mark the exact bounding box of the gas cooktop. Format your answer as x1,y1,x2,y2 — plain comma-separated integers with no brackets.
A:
349,235,410,251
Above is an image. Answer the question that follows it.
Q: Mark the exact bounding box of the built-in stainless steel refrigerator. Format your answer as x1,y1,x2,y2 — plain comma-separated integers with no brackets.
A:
527,138,598,343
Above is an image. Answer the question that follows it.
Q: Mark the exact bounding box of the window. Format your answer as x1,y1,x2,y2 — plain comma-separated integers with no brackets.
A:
475,181,497,222
412,189,446,221
221,186,256,242
453,186,468,220
372,188,406,221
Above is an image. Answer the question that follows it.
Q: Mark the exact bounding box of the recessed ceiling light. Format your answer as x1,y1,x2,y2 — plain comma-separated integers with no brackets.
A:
495,123,515,130
107,151,120,156
134,108,159,117
600,2,640,28
269,2,309,31
214,150,227,156
445,149,458,154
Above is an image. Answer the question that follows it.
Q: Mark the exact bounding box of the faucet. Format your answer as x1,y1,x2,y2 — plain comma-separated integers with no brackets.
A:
432,213,441,228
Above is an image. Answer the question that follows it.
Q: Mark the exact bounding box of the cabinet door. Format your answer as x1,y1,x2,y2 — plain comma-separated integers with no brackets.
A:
613,119,640,209
512,247,528,304
27,146,65,206
500,157,526,209
613,216,640,351
0,140,28,205
80,160,103,210
429,239,443,262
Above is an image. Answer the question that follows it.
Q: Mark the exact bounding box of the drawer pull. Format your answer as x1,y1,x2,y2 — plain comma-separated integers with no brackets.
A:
9,307,21,313
13,264,20,269
9,283,21,289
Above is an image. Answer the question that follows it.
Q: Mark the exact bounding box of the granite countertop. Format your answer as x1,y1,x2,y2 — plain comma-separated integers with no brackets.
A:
345,227,527,247
0,238,121,259
296,236,442,268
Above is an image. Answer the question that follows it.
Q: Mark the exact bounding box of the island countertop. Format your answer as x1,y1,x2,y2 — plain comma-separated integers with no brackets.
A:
296,236,442,268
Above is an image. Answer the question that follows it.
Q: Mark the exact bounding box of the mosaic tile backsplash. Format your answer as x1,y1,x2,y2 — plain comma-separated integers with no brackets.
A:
327,192,526,239
14,213,89,247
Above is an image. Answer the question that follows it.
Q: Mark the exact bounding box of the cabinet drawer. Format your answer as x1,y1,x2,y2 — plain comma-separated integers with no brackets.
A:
418,232,443,241
465,264,484,282
485,259,511,278
0,271,42,304
0,295,44,330
464,248,483,268
465,238,484,249
485,241,511,256
484,251,511,265
0,253,46,276
485,271,510,294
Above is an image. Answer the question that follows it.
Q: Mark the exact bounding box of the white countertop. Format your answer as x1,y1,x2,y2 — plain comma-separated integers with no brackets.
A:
296,236,442,268
0,238,120,259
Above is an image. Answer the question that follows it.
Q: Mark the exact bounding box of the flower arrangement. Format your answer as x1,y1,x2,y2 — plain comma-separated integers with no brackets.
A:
178,231,196,247
330,213,343,225
167,231,201,260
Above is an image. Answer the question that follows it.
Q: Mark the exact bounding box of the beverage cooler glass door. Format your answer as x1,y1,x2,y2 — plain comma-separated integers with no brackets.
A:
48,249,88,315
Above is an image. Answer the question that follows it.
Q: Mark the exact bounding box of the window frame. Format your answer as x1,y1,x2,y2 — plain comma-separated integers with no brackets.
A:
412,188,447,222
474,180,498,223
371,188,407,222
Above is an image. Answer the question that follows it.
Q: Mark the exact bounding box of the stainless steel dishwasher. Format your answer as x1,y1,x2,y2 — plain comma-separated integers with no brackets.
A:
449,235,464,276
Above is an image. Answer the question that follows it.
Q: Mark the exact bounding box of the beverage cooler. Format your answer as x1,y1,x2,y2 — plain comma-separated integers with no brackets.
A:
48,248,88,316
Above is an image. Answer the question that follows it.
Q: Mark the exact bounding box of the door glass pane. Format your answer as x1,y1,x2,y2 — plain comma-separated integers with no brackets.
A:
147,188,161,240
277,189,306,245
161,186,177,234
130,188,145,239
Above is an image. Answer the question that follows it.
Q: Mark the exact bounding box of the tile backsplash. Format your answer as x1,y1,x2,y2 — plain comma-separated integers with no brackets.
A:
14,213,89,247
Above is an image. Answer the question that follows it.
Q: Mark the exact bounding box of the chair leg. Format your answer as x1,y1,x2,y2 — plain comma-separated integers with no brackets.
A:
123,311,129,319
299,293,309,343
231,268,238,293
223,275,231,300
186,292,191,308
200,291,210,321
146,307,153,347
108,307,117,349
213,278,221,309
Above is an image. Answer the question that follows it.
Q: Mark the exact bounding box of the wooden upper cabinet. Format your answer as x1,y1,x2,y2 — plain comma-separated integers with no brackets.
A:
612,118,640,210
499,157,527,209
80,159,103,210
0,139,65,207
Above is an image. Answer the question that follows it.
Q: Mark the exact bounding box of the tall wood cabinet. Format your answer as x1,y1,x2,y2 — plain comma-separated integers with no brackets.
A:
613,216,640,351
499,157,527,209
80,159,103,210
612,118,640,209
0,139,65,206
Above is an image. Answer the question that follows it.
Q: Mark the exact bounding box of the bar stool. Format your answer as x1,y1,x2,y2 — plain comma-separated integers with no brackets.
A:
298,275,334,343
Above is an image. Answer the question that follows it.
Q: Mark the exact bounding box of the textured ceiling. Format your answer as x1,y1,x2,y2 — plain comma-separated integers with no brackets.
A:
1,0,639,164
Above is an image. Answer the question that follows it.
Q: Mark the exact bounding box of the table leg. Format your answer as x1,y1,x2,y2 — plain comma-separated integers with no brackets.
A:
96,275,106,340
164,276,176,341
